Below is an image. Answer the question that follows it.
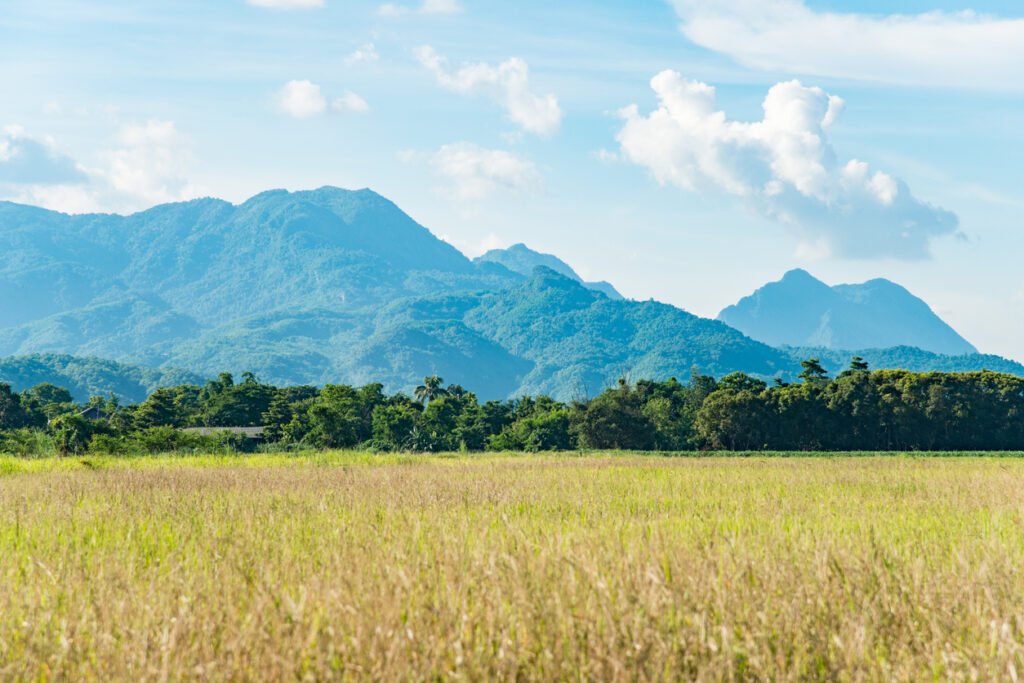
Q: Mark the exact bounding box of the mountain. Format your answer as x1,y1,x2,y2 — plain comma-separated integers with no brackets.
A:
0,188,785,398
0,187,518,331
475,243,624,300
718,269,977,355
0,354,204,403
2,188,1018,401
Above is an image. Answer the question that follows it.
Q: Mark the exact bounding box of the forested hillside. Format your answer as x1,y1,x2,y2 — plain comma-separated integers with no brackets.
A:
1,187,1020,398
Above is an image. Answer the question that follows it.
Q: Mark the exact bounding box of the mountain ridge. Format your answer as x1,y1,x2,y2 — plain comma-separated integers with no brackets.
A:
0,187,1013,399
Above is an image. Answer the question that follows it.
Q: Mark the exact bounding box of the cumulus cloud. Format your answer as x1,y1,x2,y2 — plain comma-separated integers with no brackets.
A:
103,120,195,208
415,46,562,136
343,43,379,67
671,0,1024,90
378,0,461,17
248,0,324,8
0,122,198,214
432,142,541,200
276,80,328,118
0,125,88,185
617,71,958,259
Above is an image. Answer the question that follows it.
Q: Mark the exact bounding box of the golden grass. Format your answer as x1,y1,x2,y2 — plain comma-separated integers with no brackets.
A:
2,453,1023,680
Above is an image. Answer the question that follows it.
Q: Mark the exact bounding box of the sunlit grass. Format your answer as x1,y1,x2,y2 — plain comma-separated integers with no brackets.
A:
2,453,1023,680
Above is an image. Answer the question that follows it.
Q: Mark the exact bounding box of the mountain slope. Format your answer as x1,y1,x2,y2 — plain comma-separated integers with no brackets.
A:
381,268,794,398
475,243,623,300
152,268,794,399
718,269,977,355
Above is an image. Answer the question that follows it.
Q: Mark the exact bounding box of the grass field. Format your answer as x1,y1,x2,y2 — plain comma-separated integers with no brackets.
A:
2,453,1024,680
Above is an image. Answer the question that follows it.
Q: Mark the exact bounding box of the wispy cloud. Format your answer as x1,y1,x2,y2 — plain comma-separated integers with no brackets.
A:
378,0,461,17
332,91,370,113
416,46,562,136
248,0,324,9
671,0,1024,90
431,142,541,200
343,43,379,67
617,71,958,259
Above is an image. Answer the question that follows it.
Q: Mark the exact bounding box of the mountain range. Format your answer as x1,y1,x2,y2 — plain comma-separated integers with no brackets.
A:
0,186,1020,401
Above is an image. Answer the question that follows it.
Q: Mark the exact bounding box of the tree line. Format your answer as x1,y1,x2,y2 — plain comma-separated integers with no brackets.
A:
2,358,1024,455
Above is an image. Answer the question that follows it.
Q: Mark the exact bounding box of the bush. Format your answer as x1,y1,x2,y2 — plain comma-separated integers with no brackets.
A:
0,428,57,457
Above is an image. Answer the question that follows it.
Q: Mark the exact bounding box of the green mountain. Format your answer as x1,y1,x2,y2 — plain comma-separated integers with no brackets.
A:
1,187,1020,401
475,243,624,300
719,269,977,355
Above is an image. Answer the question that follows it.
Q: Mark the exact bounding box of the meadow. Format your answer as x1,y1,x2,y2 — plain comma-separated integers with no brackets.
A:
2,453,1023,680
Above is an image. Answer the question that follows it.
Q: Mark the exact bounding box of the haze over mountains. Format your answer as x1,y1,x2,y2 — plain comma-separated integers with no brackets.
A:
0,186,1019,401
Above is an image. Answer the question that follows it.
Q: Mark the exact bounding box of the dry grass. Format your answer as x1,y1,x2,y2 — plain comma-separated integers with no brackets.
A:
2,454,1024,681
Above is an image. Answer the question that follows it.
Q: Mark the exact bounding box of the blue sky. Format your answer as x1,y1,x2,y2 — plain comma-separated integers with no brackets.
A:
2,0,1023,359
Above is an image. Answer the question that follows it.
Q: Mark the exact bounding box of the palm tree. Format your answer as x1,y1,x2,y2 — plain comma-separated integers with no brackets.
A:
446,384,468,399
415,375,447,404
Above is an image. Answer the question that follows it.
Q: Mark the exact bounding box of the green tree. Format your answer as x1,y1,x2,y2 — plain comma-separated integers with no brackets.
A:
0,384,28,429
51,414,91,455
799,358,830,385
572,380,655,450
847,356,870,373
135,388,180,428
414,375,447,405
372,400,425,451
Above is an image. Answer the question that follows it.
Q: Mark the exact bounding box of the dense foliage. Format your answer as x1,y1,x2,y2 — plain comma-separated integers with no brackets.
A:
3,358,1024,455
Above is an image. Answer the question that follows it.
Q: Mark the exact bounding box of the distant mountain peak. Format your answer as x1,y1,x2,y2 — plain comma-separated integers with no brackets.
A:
781,268,822,283
719,270,977,355
475,243,624,300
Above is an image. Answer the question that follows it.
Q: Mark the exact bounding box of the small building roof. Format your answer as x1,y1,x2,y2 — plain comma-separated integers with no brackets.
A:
182,426,266,438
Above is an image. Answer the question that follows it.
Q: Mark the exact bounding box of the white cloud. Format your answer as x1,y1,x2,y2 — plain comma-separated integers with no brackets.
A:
379,0,461,17
104,120,195,208
343,43,379,67
0,121,198,214
248,0,324,8
276,80,328,118
432,142,540,200
276,80,369,117
0,125,88,185
332,91,370,113
617,71,958,259
671,0,1024,90
415,46,562,136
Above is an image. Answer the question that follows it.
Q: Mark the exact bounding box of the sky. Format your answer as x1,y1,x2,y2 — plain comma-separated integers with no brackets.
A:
1,0,1023,360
